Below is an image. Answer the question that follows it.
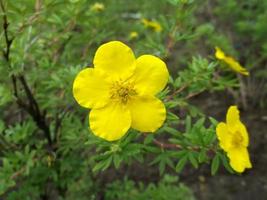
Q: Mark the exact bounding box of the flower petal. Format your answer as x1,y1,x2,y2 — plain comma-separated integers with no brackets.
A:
131,55,169,95
89,101,131,141
93,41,136,80
216,122,232,151
236,122,249,147
226,106,240,128
128,95,166,132
224,56,249,76
73,68,111,109
227,147,252,173
215,47,225,60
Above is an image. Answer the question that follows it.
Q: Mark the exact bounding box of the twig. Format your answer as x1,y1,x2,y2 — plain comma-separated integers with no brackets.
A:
165,84,189,101
10,157,38,180
185,89,205,100
0,0,13,61
10,166,27,180
153,138,216,157
54,106,72,145
1,0,52,147
153,139,182,149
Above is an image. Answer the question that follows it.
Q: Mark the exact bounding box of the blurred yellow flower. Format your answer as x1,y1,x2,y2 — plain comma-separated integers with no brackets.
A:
142,18,162,32
129,31,139,40
216,106,252,173
215,47,249,76
73,41,169,141
90,2,105,12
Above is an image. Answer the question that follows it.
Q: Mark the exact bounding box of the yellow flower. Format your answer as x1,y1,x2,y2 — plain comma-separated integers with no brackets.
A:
142,18,162,32
216,106,252,173
129,31,139,40
73,41,169,141
215,47,249,76
90,2,105,12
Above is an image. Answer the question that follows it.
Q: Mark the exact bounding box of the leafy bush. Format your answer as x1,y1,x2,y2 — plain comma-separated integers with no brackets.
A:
104,175,195,200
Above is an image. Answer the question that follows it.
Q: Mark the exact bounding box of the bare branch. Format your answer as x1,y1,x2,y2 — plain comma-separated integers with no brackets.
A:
1,0,52,147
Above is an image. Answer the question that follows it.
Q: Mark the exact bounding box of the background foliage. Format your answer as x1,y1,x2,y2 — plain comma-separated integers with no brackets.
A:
1,0,267,199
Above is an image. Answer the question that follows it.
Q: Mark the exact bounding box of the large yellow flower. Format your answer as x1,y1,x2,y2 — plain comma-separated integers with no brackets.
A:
73,41,169,141
216,106,252,173
215,47,249,76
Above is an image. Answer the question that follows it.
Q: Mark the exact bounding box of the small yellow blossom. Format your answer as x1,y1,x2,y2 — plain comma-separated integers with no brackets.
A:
129,31,139,40
216,106,252,173
73,41,169,141
90,2,105,12
215,47,249,76
142,18,162,32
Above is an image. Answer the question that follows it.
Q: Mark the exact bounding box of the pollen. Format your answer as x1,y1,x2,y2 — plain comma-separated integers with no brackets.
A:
110,80,137,103
231,131,244,148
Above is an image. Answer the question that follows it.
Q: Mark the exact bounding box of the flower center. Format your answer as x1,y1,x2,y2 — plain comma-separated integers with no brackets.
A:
110,80,137,104
231,131,243,148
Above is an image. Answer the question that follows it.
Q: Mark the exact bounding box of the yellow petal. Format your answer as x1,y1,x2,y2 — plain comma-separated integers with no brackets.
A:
73,68,111,109
216,122,232,151
128,95,166,132
226,106,240,128
89,101,131,141
131,55,169,95
227,147,252,173
93,41,136,80
236,122,249,147
215,47,225,60
224,56,249,76
142,19,162,32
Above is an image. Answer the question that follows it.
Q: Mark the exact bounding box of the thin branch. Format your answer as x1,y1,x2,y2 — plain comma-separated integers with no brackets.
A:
165,84,189,101
18,76,40,114
54,106,71,144
10,157,38,180
1,0,52,147
1,0,13,61
153,139,182,149
185,89,205,100
153,138,216,157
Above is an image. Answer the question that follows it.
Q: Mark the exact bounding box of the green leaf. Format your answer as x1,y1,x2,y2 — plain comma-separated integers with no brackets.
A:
204,130,216,145
144,134,154,144
185,116,191,133
219,153,234,174
167,112,180,121
93,156,112,173
113,154,122,169
165,100,180,109
211,154,220,175
163,126,181,136
198,149,207,163
195,117,205,128
159,160,166,176
209,117,218,126
188,152,198,168
175,155,188,173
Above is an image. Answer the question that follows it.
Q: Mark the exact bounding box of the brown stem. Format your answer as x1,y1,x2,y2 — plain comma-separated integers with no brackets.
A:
153,139,182,149
1,0,52,147
185,89,205,100
0,0,13,61
165,84,189,101
152,138,216,157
